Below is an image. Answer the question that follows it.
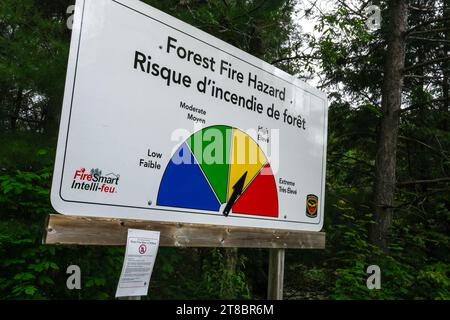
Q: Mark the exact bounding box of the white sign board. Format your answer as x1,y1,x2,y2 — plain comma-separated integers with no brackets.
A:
51,0,328,232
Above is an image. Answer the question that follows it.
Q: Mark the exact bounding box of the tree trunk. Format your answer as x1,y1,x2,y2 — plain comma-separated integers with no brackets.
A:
370,0,408,251
10,88,23,132
442,0,450,131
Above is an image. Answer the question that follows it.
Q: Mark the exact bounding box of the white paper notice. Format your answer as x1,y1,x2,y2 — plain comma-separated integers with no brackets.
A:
115,229,160,297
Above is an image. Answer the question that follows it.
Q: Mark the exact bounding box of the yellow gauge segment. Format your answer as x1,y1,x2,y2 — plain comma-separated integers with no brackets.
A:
227,129,267,200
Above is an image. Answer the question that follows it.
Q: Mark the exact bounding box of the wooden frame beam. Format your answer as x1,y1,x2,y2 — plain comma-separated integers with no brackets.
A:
44,214,325,249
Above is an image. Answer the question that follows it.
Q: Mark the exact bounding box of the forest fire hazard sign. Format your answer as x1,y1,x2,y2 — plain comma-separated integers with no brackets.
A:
51,0,328,231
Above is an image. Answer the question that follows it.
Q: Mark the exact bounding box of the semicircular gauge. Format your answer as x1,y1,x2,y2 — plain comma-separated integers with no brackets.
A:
157,125,278,218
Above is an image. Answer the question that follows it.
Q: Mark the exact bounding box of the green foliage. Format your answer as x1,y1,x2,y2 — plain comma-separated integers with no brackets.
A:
416,263,450,300
284,81,449,300
144,0,301,73
198,249,250,299
0,152,59,299
283,0,450,300
148,248,250,299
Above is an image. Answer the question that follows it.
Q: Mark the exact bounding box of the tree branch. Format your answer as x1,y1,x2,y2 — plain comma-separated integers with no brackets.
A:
400,98,446,112
271,53,320,65
404,56,450,72
408,36,450,43
409,27,450,35
398,135,450,160
408,16,450,33
397,177,450,186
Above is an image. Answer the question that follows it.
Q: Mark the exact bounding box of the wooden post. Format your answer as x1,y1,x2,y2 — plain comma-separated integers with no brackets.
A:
118,296,141,300
267,248,285,300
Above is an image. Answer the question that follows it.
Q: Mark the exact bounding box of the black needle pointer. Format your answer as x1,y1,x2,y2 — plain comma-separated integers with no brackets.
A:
223,171,247,217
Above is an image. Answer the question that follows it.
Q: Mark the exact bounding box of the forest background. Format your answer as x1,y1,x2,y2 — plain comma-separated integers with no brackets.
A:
0,0,448,299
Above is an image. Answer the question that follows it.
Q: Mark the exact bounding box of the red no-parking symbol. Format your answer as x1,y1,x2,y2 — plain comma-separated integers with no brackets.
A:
138,244,147,254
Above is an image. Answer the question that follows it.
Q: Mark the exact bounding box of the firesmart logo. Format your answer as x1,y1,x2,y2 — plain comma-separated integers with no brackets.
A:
71,168,120,193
